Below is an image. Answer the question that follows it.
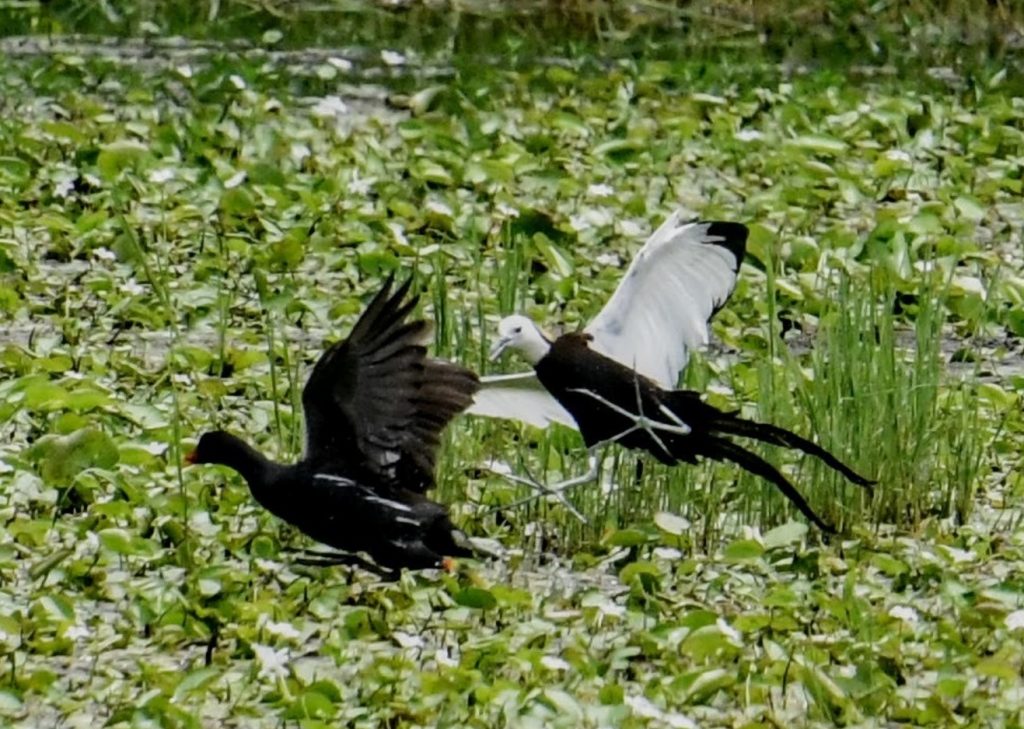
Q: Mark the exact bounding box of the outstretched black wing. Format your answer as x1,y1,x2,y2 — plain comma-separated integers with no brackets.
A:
302,275,479,492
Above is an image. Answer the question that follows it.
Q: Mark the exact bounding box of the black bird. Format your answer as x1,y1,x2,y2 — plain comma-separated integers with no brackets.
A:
186,276,480,576
477,216,873,532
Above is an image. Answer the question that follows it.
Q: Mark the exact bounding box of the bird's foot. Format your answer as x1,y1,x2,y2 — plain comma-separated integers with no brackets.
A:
566,386,692,459
485,461,593,523
289,548,400,581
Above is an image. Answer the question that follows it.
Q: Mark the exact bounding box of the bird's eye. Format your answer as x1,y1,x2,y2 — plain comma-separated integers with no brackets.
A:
513,326,522,334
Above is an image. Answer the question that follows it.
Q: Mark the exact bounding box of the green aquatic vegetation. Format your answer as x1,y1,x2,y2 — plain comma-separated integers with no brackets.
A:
0,6,1023,726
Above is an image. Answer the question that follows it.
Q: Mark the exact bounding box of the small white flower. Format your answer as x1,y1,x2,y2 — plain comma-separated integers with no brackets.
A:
393,631,423,649
425,199,454,218
85,532,100,551
618,219,644,238
328,57,354,72
888,605,918,624
1006,610,1024,630
942,546,974,564
387,221,408,246
540,655,570,671
568,213,591,233
625,695,697,729
82,173,102,188
176,64,193,79
311,95,349,119
289,143,310,164
138,441,168,456
348,173,374,196
252,643,290,681
597,600,626,618
65,624,90,641
434,648,458,668
263,620,301,641
716,618,742,644
495,202,519,219
54,178,75,199
92,247,116,262
149,168,175,184
380,50,406,66
884,149,912,163
229,75,246,90
582,207,614,228
735,129,763,142
171,373,190,386
224,171,247,189
123,280,145,296
653,547,682,561
587,183,614,198
595,252,620,267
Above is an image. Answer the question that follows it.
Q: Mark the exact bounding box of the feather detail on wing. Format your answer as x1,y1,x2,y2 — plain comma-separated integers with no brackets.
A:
585,215,747,388
302,275,479,492
467,372,578,429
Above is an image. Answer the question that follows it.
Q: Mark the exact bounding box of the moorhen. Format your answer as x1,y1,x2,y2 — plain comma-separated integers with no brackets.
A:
187,275,480,577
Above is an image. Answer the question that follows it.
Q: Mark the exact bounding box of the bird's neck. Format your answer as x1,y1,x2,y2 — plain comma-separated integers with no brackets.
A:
208,434,282,495
520,334,551,366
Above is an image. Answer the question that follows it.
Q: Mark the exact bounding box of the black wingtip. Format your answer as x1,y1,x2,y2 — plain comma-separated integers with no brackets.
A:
701,221,748,271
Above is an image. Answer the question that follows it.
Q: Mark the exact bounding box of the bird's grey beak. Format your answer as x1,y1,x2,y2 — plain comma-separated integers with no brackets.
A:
489,337,512,361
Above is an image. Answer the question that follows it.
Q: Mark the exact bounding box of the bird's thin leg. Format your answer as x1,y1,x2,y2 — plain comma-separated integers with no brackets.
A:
566,386,691,459
488,449,600,519
486,462,589,523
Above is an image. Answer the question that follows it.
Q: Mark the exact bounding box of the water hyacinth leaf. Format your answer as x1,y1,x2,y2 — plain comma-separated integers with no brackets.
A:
220,187,257,216
605,528,651,548
722,539,765,562
292,689,337,720
618,561,661,590
96,140,151,179
786,135,848,154
98,528,159,557
454,587,497,610
0,690,22,714
35,594,76,622
26,427,119,486
172,667,221,701
653,511,688,536
762,522,808,550
673,667,734,704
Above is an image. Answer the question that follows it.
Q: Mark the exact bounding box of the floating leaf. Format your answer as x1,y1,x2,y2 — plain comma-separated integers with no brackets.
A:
26,427,119,486
762,522,808,550
454,587,496,610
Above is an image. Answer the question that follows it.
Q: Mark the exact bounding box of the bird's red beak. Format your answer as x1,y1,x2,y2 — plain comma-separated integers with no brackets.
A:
184,449,198,465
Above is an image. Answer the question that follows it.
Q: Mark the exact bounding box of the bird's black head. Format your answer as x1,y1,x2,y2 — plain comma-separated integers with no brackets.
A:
186,431,247,466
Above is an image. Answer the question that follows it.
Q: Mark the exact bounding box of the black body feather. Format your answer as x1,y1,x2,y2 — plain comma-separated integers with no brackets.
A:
189,276,479,574
534,332,873,532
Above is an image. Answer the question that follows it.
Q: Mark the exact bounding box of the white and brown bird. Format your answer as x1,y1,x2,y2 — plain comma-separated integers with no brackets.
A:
471,213,872,532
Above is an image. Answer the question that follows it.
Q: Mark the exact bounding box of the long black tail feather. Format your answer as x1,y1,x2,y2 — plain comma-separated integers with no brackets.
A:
706,436,835,533
666,391,874,490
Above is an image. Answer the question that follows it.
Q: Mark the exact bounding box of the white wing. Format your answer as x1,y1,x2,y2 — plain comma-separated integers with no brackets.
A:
585,214,747,388
466,372,578,429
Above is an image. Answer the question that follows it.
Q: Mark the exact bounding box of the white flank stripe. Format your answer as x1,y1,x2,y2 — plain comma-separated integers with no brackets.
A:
315,474,414,513
314,474,357,487
365,494,414,513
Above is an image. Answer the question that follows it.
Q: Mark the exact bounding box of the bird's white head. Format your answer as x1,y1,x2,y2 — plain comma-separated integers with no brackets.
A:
489,315,550,365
